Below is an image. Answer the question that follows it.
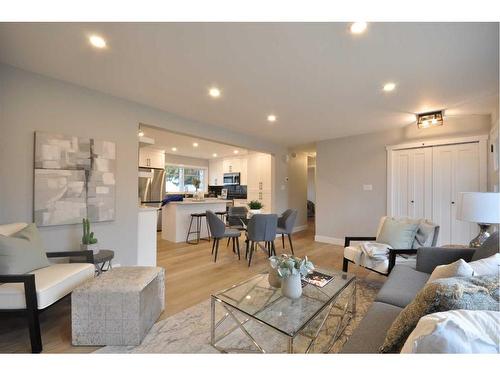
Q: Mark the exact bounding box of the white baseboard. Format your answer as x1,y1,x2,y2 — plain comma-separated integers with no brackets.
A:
314,235,344,245
292,224,308,233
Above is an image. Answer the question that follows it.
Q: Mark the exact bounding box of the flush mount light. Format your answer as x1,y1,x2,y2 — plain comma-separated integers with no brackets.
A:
350,22,368,34
417,110,444,129
171,147,177,152
193,142,199,147
212,153,218,157
89,35,106,49
383,82,396,92
233,150,239,154
267,114,277,123
138,129,144,137
209,87,221,98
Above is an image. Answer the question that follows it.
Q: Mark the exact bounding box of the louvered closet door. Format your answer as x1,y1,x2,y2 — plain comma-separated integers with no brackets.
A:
432,143,479,245
392,148,432,219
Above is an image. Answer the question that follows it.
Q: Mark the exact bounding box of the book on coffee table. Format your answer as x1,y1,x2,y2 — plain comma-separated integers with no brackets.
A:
301,270,334,288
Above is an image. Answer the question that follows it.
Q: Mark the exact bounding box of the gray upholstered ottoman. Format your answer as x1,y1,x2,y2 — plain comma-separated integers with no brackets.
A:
72,266,165,346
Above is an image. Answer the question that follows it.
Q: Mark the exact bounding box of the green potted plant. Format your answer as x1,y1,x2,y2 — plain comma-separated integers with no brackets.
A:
192,178,204,200
81,218,99,254
269,254,314,299
247,200,263,215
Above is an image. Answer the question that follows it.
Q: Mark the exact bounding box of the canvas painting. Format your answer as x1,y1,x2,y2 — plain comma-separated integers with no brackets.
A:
34,131,116,226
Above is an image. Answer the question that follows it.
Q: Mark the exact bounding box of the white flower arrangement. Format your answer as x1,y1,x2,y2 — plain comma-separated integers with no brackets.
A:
269,254,314,279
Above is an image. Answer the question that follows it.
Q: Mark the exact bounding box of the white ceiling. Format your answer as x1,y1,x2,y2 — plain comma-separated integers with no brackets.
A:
142,125,248,160
0,22,498,146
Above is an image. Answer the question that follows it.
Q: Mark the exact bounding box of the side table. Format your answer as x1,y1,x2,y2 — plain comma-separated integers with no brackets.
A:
70,249,115,275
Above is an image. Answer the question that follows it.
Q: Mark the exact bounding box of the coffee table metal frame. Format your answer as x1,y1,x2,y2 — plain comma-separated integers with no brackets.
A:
210,271,356,353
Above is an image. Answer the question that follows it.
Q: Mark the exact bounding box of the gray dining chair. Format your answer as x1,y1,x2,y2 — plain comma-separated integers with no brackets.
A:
246,214,278,267
276,209,298,255
206,210,241,262
226,206,248,246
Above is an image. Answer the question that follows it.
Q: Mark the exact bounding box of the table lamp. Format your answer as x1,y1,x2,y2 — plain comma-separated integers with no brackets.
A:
457,192,500,247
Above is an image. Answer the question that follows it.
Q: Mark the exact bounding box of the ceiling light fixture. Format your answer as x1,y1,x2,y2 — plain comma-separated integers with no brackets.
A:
350,22,368,34
193,142,199,147
89,35,106,49
138,128,144,137
267,114,277,123
233,150,239,154
212,153,218,157
171,147,177,152
383,82,396,92
417,110,444,129
209,87,221,98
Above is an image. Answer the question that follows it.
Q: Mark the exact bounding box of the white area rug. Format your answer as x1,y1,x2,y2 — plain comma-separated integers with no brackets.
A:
95,279,382,354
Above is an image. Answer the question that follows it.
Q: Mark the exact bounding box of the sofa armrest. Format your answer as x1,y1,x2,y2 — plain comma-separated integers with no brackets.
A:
344,236,376,247
416,247,476,274
46,250,94,263
0,274,38,311
388,248,418,273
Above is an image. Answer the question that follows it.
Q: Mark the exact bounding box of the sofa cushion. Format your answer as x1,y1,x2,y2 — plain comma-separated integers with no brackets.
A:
0,223,50,274
375,265,430,308
426,259,474,284
341,302,403,353
469,253,500,276
380,275,500,353
0,263,94,309
376,218,419,249
401,310,500,353
471,231,499,262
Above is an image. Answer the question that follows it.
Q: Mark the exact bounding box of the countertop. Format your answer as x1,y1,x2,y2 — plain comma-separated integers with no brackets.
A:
138,206,160,212
168,199,232,205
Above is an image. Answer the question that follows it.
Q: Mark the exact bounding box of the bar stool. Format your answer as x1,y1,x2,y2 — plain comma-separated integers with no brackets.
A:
186,213,211,244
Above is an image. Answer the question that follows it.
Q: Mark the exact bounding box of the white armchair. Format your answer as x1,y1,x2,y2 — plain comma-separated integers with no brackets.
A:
0,223,95,353
342,217,440,276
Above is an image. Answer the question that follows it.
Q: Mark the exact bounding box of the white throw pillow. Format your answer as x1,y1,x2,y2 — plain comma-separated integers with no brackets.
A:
426,259,474,284
401,310,500,353
469,253,500,276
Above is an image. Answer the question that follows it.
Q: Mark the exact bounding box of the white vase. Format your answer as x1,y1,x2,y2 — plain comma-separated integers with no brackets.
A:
281,274,302,299
249,209,261,216
81,243,99,254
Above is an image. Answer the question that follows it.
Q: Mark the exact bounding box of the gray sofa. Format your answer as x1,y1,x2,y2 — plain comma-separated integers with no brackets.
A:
341,231,499,353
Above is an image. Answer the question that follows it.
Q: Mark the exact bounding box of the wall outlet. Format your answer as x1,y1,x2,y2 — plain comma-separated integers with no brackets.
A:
363,184,373,191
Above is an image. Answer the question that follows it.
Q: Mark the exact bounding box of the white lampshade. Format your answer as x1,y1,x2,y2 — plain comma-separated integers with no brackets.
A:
457,192,500,224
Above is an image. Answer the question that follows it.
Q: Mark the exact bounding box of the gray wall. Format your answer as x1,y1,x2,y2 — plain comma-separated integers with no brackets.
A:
0,64,289,265
315,115,493,242
287,152,308,229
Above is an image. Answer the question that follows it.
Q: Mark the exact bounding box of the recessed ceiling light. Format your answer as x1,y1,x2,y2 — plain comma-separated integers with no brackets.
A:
350,22,367,34
267,114,277,123
171,147,177,152
209,87,221,98
193,142,199,147
233,150,239,154
383,82,396,92
212,153,218,157
89,35,106,49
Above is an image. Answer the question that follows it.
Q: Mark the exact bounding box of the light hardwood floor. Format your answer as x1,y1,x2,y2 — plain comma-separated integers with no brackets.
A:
0,220,384,353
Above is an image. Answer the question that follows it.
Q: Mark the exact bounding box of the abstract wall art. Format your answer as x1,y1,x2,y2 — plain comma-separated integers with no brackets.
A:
34,131,116,226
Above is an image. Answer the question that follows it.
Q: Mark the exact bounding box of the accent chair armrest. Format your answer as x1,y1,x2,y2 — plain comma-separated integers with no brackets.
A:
45,250,94,263
0,274,38,312
344,236,376,247
416,247,475,274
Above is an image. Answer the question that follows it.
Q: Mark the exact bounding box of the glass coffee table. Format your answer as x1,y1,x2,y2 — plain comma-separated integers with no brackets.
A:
210,268,356,353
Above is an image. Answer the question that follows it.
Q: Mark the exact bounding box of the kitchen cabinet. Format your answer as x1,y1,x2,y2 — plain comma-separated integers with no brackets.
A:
209,159,224,186
247,153,272,212
139,148,165,169
210,157,247,186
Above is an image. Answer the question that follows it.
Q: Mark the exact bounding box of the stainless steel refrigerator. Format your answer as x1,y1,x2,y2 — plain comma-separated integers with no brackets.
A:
139,167,165,231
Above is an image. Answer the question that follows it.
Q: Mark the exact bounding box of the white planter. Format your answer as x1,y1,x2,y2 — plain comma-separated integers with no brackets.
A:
81,243,99,254
281,274,302,299
249,209,262,216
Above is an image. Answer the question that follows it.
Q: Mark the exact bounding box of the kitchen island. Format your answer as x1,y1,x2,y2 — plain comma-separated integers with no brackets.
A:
161,199,231,243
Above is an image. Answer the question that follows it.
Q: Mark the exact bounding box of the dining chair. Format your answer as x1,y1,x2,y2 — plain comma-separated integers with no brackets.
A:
226,206,248,246
206,210,241,262
276,209,298,255
246,214,278,267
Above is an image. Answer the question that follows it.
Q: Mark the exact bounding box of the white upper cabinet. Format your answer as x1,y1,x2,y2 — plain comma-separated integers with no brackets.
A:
139,148,165,169
210,156,248,186
247,153,272,193
209,159,224,186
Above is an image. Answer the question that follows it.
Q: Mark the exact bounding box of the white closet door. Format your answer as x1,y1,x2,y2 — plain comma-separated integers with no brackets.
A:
451,143,480,245
409,148,433,220
432,142,480,245
393,150,411,218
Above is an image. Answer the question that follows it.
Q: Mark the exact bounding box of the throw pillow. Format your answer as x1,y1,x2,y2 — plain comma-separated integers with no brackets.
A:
401,310,500,353
426,259,474,284
376,217,419,249
0,223,49,274
469,253,500,276
379,275,500,353
412,220,437,249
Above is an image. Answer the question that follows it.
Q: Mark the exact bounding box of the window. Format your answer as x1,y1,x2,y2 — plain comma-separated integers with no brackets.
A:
165,165,206,193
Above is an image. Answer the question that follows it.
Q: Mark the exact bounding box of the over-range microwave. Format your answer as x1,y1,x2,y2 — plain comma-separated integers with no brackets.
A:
223,172,240,185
